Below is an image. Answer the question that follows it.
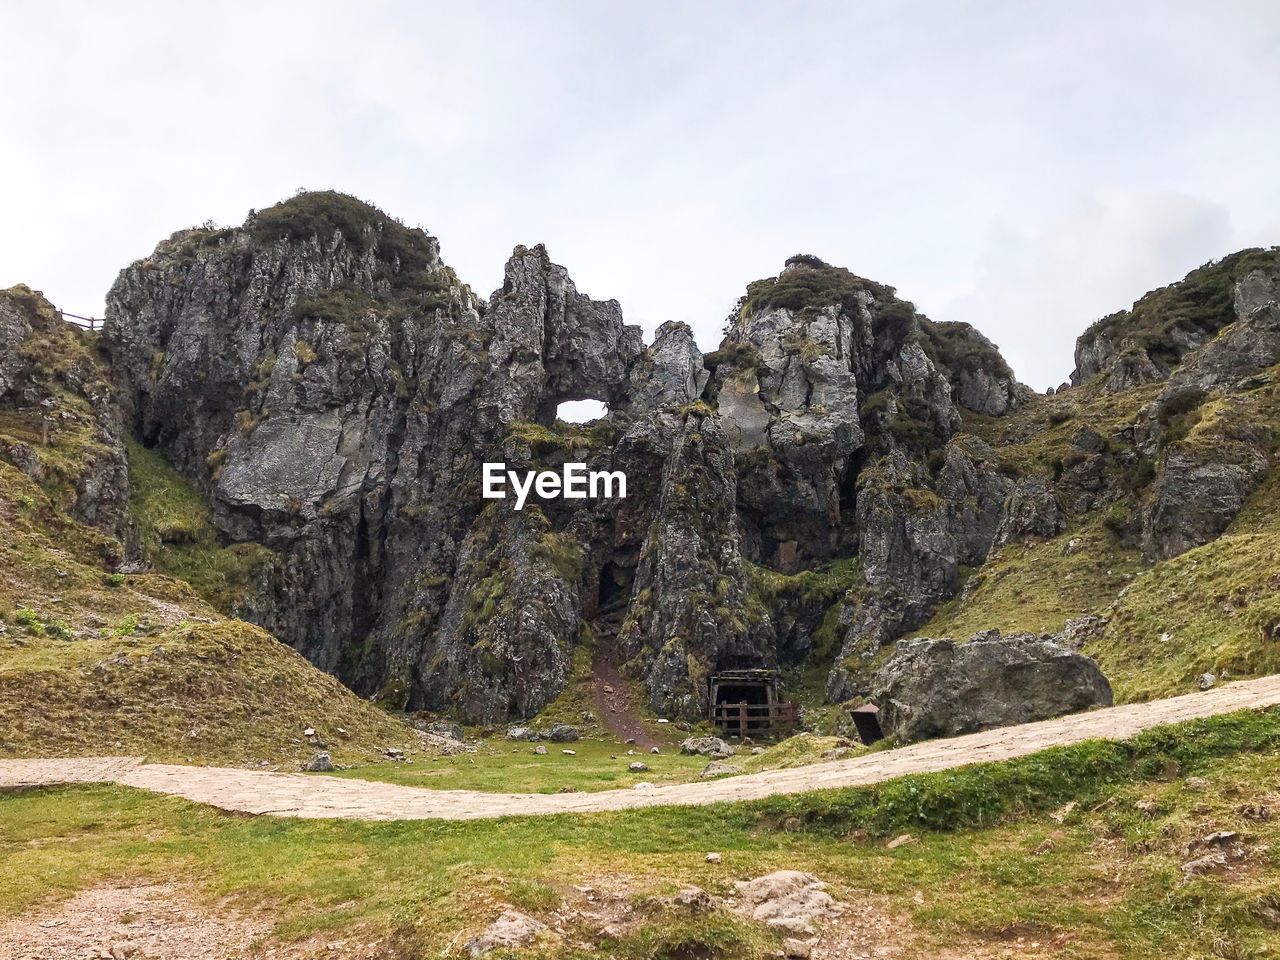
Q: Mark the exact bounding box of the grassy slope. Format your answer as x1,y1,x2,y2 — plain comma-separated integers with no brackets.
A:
0,452,415,766
3,708,1279,959
0,336,415,765
922,363,1280,705
917,521,1143,640
1087,468,1280,702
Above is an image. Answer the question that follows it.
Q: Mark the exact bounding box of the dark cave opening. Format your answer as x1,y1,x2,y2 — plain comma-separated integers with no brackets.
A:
597,561,633,614
838,449,865,516
713,682,769,707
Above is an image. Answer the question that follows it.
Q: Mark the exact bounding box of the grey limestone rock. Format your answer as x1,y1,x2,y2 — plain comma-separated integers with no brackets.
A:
870,630,1113,743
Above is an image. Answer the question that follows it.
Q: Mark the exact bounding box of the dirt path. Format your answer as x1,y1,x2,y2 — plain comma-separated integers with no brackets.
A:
4,676,1280,822
591,652,661,749
589,610,662,748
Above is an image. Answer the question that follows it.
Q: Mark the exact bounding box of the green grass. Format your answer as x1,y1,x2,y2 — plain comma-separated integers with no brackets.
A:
4,707,1280,958
917,522,1143,641
127,439,279,614
334,738,707,793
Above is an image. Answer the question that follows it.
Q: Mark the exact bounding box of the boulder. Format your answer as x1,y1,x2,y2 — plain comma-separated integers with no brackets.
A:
424,719,465,742
700,761,744,778
732,871,842,937
545,724,581,743
680,736,734,758
870,631,1113,742
672,886,714,914
302,751,334,773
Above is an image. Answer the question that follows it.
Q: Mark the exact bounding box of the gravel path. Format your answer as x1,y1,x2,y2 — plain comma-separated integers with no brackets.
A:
4,676,1279,822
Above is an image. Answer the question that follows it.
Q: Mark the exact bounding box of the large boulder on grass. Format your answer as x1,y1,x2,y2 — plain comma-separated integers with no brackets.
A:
870,630,1112,743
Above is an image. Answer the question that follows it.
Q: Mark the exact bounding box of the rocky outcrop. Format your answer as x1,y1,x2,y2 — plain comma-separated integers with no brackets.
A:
99,223,1043,718
100,193,770,721
465,911,550,957
93,192,1276,727
1129,263,1280,560
615,409,773,718
1071,248,1280,391
0,286,131,547
1140,420,1271,561
870,631,1113,742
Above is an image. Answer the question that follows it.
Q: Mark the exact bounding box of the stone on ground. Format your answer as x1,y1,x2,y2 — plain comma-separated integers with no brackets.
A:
680,736,734,758
732,870,842,937
465,910,549,957
700,760,744,778
302,751,333,773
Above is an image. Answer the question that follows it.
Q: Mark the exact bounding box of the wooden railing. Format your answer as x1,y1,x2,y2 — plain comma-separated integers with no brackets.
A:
712,701,799,738
61,311,103,331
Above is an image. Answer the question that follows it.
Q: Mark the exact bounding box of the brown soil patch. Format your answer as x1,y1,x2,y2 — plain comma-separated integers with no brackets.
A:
591,651,661,749
0,884,268,960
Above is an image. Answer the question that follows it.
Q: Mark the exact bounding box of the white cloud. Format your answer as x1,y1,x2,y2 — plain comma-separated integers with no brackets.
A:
940,191,1237,390
1,0,1278,393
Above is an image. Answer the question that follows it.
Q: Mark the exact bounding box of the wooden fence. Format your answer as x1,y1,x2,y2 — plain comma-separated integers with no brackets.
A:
61,311,103,331
711,701,799,739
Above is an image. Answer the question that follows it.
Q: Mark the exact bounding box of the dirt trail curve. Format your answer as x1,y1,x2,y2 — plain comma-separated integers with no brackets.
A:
4,676,1280,822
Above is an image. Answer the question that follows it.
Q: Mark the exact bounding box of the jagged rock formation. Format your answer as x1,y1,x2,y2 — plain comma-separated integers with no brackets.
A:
87,192,1280,723
1071,248,1279,393
102,193,762,721
0,286,131,548
871,630,1113,742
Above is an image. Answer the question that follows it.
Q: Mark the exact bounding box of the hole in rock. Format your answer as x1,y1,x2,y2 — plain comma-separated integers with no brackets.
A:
555,399,607,423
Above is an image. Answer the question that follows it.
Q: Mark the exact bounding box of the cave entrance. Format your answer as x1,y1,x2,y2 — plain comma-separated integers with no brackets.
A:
597,561,633,615
709,669,797,739
838,449,865,516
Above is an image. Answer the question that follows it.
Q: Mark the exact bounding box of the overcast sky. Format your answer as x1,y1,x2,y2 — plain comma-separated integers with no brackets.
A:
3,1,1279,390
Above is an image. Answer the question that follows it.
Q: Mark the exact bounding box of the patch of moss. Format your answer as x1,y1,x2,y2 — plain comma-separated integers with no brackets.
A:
918,317,1015,380
703,340,764,371
532,529,585,584
506,419,613,457
246,190,438,287
127,439,278,614
293,287,382,331
740,256,894,320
